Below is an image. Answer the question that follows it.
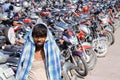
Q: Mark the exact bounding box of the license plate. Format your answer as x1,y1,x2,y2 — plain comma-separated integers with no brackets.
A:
3,68,15,79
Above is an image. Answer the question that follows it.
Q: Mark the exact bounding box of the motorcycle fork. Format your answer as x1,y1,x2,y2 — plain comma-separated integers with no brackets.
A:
79,41,92,62
68,48,78,66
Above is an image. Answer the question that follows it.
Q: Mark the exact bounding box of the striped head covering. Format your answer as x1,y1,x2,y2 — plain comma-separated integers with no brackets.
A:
15,23,62,80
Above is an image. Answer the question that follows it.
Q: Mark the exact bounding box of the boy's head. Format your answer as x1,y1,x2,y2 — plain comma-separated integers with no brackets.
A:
32,24,47,47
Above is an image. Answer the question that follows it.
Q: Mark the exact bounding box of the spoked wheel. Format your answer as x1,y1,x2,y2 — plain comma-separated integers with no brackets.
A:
105,25,115,33
62,69,79,80
92,37,108,57
109,24,115,33
103,30,115,46
113,18,120,30
80,42,97,70
71,55,88,77
62,62,78,80
84,49,97,70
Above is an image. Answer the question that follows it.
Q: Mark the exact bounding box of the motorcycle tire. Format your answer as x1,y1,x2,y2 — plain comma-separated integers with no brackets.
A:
61,71,71,80
113,19,120,30
103,30,115,46
71,54,88,77
105,24,115,33
4,27,16,45
84,49,97,70
92,36,108,57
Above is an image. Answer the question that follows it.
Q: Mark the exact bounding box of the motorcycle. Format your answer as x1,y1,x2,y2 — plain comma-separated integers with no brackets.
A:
56,29,89,78
0,51,18,80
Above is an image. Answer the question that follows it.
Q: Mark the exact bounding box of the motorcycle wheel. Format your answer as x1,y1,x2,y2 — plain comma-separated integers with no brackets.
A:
4,27,16,45
103,30,115,46
84,49,97,70
61,71,71,80
71,54,88,77
113,19,120,30
92,36,108,57
61,61,78,80
105,25,115,33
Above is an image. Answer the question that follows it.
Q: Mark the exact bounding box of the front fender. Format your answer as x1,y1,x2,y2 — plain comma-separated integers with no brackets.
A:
81,42,92,49
62,62,76,72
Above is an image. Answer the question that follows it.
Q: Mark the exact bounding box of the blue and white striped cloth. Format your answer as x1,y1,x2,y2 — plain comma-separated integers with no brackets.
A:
15,23,62,80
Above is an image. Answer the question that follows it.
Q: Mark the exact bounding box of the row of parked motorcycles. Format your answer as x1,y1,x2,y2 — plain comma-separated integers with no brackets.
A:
0,0,120,80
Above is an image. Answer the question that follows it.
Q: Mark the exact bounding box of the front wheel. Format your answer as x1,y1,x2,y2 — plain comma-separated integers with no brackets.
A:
61,71,71,80
71,54,88,77
92,37,108,57
103,30,115,46
104,24,115,33
4,27,16,45
84,49,97,70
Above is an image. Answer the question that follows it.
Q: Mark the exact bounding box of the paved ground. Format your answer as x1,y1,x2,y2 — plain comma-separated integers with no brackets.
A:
77,23,120,80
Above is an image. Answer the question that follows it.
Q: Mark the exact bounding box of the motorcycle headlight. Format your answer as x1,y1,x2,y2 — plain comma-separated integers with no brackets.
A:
63,29,78,45
69,36,78,45
23,1,29,8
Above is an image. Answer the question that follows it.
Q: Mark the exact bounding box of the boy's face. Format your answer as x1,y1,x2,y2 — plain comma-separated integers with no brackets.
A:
33,36,46,47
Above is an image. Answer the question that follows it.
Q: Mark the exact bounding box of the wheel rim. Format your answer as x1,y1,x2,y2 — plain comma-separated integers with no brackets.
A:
73,56,87,76
104,31,114,46
85,49,97,70
92,37,108,57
